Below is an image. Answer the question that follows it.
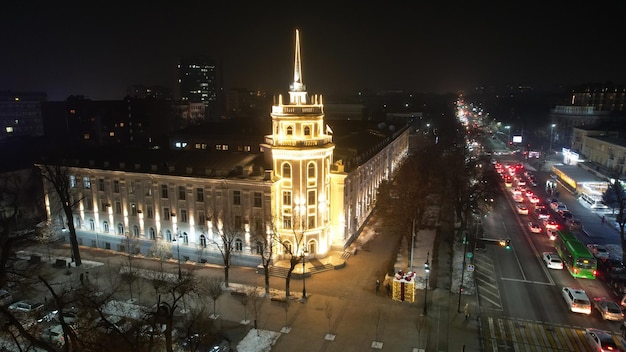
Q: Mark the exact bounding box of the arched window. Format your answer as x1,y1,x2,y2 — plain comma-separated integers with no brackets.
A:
149,227,156,240
76,217,82,229
103,221,109,233
166,230,172,242
282,163,291,178
133,225,139,237
304,126,311,136
235,238,243,251
284,241,292,254
117,223,124,235
255,241,263,255
182,232,189,245
286,126,293,135
200,234,207,248
89,218,95,231
308,162,316,178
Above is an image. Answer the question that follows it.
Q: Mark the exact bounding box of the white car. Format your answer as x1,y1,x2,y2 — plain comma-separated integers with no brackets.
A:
8,300,44,313
561,287,591,314
542,252,563,270
587,244,610,260
592,297,624,321
528,222,542,233
516,204,529,215
513,195,524,203
542,219,559,230
546,228,557,240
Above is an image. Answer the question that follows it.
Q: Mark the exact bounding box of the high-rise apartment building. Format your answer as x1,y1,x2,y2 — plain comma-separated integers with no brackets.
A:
177,57,221,121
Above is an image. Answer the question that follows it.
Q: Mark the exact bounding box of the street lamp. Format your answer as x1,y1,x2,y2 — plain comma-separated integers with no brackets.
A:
549,123,556,154
301,248,308,300
422,251,430,316
174,232,182,280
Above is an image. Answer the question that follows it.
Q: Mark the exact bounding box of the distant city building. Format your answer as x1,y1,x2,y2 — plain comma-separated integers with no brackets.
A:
177,57,222,121
125,85,172,100
41,96,174,149
40,30,409,265
0,91,46,140
570,83,626,112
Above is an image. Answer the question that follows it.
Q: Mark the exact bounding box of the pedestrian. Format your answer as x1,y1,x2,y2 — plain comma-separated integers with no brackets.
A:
376,279,380,295
602,215,606,224
386,283,391,297
464,303,471,320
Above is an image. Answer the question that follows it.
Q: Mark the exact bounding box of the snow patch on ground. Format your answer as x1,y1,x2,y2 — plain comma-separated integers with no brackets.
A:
236,329,281,352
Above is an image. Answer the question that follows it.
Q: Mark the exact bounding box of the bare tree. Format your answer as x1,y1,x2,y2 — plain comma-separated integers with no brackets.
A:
209,214,242,288
205,276,224,318
276,227,305,298
38,163,83,266
249,287,265,331
603,175,626,262
255,217,275,297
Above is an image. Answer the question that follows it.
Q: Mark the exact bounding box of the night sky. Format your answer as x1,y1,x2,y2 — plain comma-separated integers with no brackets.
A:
1,2,624,101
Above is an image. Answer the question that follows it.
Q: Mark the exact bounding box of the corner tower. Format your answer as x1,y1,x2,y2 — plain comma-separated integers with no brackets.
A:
269,29,334,257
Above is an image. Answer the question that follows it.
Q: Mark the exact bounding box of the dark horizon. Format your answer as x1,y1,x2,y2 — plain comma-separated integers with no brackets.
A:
1,3,624,101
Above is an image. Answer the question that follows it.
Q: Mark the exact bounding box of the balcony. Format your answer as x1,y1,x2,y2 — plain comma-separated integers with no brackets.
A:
272,105,323,115
265,136,333,148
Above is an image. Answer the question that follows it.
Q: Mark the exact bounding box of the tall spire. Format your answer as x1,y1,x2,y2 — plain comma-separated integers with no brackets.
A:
289,29,306,95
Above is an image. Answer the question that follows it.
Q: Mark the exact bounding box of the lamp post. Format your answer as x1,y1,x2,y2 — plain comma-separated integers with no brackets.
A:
175,233,182,280
505,125,511,144
422,251,430,316
301,248,308,300
549,123,556,154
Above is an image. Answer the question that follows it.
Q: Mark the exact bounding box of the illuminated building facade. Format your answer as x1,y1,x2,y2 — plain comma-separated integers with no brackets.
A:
41,30,409,265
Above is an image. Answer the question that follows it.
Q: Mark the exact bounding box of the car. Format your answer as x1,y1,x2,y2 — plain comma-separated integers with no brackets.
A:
567,218,583,231
537,209,550,220
542,252,564,270
588,244,610,260
39,309,78,325
561,287,592,314
593,297,624,321
585,328,624,352
542,219,559,230
546,228,558,240
516,204,529,215
0,289,13,306
529,195,540,204
524,189,534,198
513,195,524,203
528,222,542,233
40,324,66,347
556,203,568,213
8,300,44,313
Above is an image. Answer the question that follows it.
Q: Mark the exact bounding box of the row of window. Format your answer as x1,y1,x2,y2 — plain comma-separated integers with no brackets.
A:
281,162,318,179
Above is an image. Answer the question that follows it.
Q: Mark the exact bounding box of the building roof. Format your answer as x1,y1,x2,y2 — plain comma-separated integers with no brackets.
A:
39,146,271,181
552,164,608,184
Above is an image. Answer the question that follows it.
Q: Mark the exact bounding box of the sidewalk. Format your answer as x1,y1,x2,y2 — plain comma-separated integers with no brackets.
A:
19,221,482,351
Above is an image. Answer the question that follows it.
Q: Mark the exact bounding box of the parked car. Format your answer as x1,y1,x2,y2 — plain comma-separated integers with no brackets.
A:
567,218,583,231
40,324,66,347
0,289,13,306
8,300,44,313
593,297,624,321
542,252,564,270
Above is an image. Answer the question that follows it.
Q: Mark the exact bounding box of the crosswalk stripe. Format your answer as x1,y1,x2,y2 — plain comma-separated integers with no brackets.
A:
482,317,594,352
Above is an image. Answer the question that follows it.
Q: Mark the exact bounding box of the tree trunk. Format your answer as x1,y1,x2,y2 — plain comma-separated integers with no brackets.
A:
224,265,229,287
65,207,82,267
285,272,291,297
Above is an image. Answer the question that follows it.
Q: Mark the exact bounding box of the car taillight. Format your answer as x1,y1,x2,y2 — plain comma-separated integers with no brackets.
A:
593,271,597,277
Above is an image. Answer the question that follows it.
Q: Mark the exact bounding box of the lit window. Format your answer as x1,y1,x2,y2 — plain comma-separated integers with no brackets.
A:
282,163,291,178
